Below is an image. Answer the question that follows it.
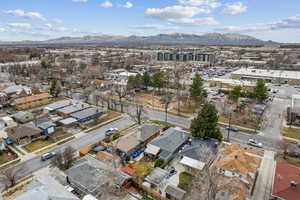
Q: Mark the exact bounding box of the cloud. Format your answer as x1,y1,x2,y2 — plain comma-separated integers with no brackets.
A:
45,23,53,29
145,5,217,26
4,9,47,21
0,28,7,32
178,0,221,9
129,24,178,31
121,2,133,8
100,1,113,8
216,13,300,32
145,5,210,20
7,23,32,29
168,17,218,25
223,2,247,15
53,18,63,23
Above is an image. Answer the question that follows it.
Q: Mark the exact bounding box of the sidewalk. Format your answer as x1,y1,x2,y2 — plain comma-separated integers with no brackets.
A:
252,150,276,200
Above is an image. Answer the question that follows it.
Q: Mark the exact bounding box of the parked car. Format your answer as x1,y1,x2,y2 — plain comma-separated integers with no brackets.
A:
41,152,56,161
105,128,119,136
226,126,239,132
247,139,262,148
297,142,300,148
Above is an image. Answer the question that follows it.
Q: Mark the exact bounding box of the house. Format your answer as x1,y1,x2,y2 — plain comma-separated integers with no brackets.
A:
144,167,168,189
114,123,163,155
12,111,34,123
6,123,42,144
12,93,52,110
0,116,17,127
44,99,78,112
70,107,103,123
96,151,121,168
38,121,57,134
165,185,186,200
15,175,79,200
271,163,300,200
57,102,90,118
145,128,189,163
2,85,32,97
214,143,262,200
66,155,130,196
179,139,219,173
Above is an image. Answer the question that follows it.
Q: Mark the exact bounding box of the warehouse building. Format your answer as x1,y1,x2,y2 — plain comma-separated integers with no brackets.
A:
231,68,300,85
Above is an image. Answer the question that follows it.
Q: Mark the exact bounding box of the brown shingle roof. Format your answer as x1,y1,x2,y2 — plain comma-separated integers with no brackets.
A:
13,93,51,105
6,123,41,141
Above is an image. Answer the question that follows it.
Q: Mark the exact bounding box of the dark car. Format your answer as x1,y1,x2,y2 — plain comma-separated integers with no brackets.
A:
226,126,239,132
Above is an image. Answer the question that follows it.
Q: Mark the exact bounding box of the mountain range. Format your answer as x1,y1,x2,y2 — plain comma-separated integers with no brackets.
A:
0,33,277,46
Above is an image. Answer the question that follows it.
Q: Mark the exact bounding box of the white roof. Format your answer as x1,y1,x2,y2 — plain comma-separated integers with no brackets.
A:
59,117,77,125
180,156,205,170
82,195,98,200
231,68,300,80
210,78,255,87
145,143,160,155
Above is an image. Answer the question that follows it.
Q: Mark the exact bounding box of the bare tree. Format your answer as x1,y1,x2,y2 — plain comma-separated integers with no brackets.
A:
51,146,76,170
189,144,238,200
160,93,173,122
0,165,26,190
113,85,129,113
128,96,148,125
277,140,291,159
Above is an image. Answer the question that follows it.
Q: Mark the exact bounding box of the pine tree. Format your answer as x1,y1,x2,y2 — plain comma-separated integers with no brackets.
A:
190,103,223,141
189,73,206,99
253,79,268,102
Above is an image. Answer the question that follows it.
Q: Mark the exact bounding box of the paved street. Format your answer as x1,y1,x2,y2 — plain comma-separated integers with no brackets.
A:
253,151,276,200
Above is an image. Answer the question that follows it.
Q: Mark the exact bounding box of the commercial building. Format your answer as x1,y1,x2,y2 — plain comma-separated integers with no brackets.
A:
231,68,300,85
209,78,255,90
154,51,215,65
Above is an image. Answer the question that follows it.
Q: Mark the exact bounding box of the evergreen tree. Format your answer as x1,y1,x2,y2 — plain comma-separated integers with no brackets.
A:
189,73,206,99
142,72,151,88
229,86,242,102
253,79,268,102
190,103,223,141
49,79,61,97
151,71,166,92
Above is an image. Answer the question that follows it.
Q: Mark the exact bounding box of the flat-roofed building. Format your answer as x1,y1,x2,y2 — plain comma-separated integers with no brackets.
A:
231,68,300,85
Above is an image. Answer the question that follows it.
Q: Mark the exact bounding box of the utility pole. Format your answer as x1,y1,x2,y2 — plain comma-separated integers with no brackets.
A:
227,112,232,142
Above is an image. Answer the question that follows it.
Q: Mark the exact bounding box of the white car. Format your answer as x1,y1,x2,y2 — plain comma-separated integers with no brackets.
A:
105,128,119,136
247,139,262,148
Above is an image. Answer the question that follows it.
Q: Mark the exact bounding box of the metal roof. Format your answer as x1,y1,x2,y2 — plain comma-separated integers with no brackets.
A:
70,107,103,120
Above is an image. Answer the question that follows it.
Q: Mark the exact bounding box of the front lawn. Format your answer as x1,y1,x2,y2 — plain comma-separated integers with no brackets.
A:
23,139,53,152
149,120,175,131
282,127,300,140
0,150,18,165
178,172,193,192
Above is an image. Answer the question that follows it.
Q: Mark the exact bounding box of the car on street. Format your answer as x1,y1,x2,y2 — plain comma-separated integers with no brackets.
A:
105,128,119,136
297,142,300,148
226,126,239,132
41,152,56,161
247,139,262,148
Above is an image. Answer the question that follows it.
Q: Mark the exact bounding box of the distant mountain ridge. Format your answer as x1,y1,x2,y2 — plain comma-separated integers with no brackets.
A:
0,33,277,46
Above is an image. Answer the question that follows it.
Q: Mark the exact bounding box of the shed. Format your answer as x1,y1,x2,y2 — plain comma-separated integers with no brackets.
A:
70,107,103,123
38,121,57,134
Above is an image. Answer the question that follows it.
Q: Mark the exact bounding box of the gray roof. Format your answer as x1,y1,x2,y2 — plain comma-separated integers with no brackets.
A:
70,107,103,120
13,111,34,123
15,175,79,200
58,103,90,115
59,117,78,125
137,124,163,142
3,85,31,94
45,99,78,111
149,128,188,160
144,167,168,186
180,139,219,162
66,156,110,194
165,185,186,200
37,121,56,130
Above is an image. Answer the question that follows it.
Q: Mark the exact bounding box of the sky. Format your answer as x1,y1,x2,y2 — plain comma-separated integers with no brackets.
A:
0,0,300,42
